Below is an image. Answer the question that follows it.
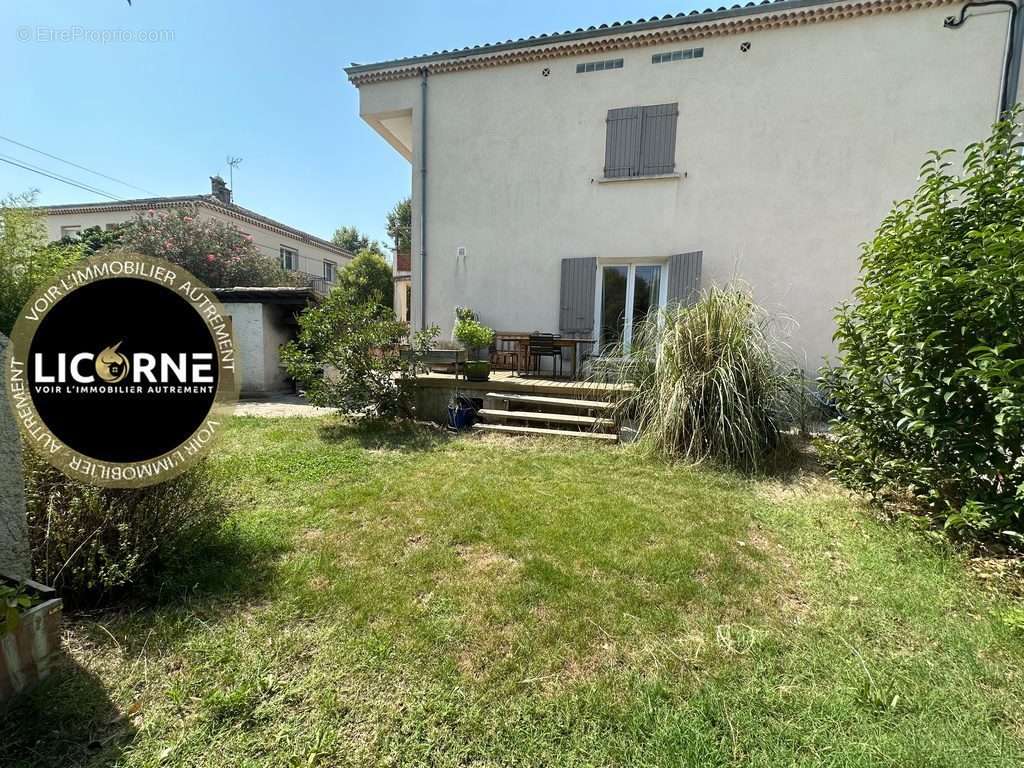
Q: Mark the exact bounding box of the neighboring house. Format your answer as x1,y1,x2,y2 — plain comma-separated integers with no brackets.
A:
213,287,320,398
346,0,1021,369
41,176,352,294
394,247,412,324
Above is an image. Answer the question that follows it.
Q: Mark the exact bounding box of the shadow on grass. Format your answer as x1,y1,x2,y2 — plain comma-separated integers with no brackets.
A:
144,519,283,606
317,417,450,453
59,514,284,614
758,433,827,484
0,653,133,768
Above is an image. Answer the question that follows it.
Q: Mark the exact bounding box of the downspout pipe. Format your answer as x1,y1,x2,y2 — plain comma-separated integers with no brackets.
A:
945,1,1021,115
419,67,428,330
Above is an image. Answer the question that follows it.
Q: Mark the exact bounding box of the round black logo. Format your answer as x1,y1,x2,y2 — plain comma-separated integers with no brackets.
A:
5,252,238,487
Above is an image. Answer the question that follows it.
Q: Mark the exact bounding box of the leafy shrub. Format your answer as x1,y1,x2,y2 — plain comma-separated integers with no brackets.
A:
0,582,38,636
47,224,124,257
453,315,495,357
23,450,230,606
821,113,1024,541
0,191,78,336
609,286,790,472
281,285,438,417
123,206,301,288
454,306,476,324
335,249,393,309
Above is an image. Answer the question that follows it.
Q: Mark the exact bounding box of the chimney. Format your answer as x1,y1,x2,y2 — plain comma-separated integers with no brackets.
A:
210,175,231,204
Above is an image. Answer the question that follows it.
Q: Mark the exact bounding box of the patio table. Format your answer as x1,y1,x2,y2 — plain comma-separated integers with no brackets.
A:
494,333,597,379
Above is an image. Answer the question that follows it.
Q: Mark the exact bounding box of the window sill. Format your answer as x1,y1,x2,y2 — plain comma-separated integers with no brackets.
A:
597,173,681,185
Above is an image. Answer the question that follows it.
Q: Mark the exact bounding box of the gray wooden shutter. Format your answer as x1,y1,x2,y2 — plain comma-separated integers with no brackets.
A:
604,107,642,178
667,251,702,306
639,103,678,176
559,257,597,335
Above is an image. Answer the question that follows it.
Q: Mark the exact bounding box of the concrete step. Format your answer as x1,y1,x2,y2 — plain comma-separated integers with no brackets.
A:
477,408,615,430
484,392,614,411
473,423,618,442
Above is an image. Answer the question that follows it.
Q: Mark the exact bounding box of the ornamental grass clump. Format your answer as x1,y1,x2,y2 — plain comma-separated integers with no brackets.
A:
612,286,790,472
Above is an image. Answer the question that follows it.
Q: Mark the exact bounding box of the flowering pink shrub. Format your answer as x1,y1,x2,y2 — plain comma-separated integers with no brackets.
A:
122,206,303,288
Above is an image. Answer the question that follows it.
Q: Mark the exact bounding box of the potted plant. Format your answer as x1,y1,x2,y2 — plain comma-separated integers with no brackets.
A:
1,575,63,706
453,308,495,382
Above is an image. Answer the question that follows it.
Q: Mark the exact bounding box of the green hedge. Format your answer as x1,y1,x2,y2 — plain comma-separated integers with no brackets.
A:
822,112,1024,542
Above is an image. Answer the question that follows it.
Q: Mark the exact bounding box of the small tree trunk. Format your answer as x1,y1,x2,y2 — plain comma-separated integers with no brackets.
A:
0,333,30,579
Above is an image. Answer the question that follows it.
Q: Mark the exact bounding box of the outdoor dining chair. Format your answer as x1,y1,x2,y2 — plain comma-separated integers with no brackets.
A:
489,337,520,374
528,333,563,378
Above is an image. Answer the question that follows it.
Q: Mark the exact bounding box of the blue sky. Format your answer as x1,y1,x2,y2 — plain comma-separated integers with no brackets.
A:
2,0,708,250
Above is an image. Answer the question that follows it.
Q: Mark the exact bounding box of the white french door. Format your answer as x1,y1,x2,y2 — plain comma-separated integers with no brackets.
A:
597,262,666,353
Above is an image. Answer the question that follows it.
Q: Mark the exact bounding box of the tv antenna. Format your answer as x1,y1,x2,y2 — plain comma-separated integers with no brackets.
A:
226,156,242,202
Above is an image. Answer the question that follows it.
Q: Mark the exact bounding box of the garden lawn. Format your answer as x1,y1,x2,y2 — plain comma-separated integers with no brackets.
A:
3,416,1023,767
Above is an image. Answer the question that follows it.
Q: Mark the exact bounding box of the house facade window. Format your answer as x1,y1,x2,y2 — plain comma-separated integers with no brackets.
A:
280,246,297,271
60,225,81,239
603,103,679,179
596,261,667,352
576,58,623,74
651,47,703,64
323,260,336,282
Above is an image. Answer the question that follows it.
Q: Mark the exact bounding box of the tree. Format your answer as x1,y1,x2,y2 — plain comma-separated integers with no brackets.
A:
0,191,78,336
386,197,411,254
123,206,302,288
332,225,383,257
336,249,393,310
821,110,1024,542
280,284,437,417
63,224,124,256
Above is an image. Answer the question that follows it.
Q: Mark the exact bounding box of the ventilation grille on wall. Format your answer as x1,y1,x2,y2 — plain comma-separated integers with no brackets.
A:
576,58,624,74
651,47,704,64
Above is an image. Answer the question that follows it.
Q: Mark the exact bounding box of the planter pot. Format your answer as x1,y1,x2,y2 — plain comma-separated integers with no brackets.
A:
464,360,490,382
1,576,62,708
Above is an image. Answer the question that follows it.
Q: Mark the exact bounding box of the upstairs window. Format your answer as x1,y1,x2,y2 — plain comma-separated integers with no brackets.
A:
323,260,336,282
603,103,679,179
280,246,297,271
576,58,624,74
651,47,703,64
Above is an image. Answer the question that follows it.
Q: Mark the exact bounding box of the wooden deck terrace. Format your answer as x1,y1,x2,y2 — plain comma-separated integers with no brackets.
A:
410,370,631,424
413,370,630,397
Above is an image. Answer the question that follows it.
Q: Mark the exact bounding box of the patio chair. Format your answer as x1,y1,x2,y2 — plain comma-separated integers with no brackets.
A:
489,337,520,374
528,333,563,378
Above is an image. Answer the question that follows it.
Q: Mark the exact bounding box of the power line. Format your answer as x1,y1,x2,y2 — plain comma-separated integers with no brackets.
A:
0,134,156,196
0,154,122,201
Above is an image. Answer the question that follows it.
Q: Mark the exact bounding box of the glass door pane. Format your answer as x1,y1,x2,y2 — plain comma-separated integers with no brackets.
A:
600,265,628,352
631,265,662,339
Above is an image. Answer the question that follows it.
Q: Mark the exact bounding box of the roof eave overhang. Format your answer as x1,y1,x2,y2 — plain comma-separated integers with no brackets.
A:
345,0,953,86
42,198,353,259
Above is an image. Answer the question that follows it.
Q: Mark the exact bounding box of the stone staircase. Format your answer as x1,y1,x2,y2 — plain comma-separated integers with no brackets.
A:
473,391,619,442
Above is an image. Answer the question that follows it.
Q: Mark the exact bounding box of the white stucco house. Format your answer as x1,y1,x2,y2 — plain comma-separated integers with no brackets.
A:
41,178,344,397
212,287,320,398
346,0,1022,370
41,177,352,294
